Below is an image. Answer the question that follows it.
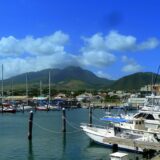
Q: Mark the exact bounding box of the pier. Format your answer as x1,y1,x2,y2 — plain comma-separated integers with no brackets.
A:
103,137,160,151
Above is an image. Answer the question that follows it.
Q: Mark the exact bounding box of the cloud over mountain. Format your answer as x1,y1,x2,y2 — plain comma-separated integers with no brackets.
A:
121,56,142,73
0,30,159,78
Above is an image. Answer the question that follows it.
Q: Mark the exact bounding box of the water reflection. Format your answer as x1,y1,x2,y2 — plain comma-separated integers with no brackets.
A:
87,140,143,160
28,141,34,160
62,133,66,153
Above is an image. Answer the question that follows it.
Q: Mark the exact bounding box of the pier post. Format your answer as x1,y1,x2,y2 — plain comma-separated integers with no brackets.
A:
28,111,33,140
23,104,24,113
1,103,3,113
62,108,66,132
112,144,118,153
89,104,92,127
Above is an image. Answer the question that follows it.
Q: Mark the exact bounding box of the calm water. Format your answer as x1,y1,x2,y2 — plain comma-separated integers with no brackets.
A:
0,109,149,160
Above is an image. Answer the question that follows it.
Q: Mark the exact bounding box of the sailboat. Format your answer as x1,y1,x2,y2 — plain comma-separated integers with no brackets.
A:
0,64,16,113
16,73,32,112
47,70,61,111
36,80,49,111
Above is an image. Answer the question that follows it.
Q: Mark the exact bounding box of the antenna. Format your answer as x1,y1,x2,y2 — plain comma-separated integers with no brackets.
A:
153,65,160,86
153,65,160,95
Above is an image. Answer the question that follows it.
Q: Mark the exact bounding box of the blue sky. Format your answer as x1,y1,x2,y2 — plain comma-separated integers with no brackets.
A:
0,0,160,79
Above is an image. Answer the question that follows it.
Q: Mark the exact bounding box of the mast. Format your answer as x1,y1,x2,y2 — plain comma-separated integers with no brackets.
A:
11,79,13,103
1,64,3,112
26,73,28,105
49,71,51,107
40,80,42,96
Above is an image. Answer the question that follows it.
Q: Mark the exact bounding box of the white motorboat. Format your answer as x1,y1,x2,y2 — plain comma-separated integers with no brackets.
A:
81,116,160,152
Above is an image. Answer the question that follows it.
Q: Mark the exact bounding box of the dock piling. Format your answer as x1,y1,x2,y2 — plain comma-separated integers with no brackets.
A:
23,104,24,113
62,108,66,132
28,111,33,140
89,104,92,127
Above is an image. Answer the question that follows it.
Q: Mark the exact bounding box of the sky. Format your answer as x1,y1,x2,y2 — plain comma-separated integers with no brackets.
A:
0,0,160,80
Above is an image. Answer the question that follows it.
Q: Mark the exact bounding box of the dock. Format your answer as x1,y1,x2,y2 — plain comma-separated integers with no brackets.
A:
103,137,160,151
151,154,160,160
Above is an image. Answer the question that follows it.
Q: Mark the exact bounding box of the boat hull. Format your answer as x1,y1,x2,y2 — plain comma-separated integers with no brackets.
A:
81,125,143,152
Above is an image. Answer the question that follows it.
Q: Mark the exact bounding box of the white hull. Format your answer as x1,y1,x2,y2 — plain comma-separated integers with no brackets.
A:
81,125,143,152
16,105,33,111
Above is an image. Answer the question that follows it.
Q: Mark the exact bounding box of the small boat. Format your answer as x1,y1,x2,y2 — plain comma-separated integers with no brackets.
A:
3,108,16,113
0,106,16,113
36,106,49,111
48,105,61,111
16,105,33,112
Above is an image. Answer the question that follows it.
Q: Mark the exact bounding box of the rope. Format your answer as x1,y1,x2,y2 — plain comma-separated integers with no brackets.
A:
33,118,82,134
33,121,62,134
62,116,82,131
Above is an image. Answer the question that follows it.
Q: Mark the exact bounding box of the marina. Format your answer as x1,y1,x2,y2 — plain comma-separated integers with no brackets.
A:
0,108,158,160
0,0,160,159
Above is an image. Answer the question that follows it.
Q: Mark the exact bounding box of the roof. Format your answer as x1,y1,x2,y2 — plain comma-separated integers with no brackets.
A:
110,152,128,158
100,117,128,123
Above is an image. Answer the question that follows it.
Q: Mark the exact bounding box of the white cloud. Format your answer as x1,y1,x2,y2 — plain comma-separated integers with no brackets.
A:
79,50,116,67
105,31,160,51
0,31,69,56
80,33,116,67
121,56,142,73
83,31,159,52
138,38,159,50
0,30,158,78
95,70,112,79
122,64,142,73
79,31,159,69
2,53,77,79
105,31,137,51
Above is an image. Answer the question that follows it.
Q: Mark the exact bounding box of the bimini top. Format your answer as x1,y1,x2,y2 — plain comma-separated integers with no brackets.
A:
100,117,128,123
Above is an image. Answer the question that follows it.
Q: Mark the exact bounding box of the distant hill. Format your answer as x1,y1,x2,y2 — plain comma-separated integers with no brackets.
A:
4,66,114,90
111,72,160,91
3,68,160,91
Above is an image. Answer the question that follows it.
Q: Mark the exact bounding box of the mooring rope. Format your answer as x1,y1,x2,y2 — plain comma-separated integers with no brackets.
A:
33,117,82,134
33,121,62,134
62,116,81,130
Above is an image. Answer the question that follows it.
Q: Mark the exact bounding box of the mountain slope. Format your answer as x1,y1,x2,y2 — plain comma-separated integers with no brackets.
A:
111,72,160,90
4,66,114,89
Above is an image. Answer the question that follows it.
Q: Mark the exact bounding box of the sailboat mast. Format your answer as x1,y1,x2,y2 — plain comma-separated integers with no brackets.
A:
40,80,42,96
26,73,28,105
49,71,51,106
1,64,3,109
11,79,13,103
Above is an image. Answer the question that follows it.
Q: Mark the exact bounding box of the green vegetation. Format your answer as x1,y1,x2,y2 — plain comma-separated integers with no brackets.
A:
1,67,160,95
111,72,160,91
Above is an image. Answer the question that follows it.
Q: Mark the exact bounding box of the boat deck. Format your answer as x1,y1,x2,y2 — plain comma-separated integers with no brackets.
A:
103,136,160,151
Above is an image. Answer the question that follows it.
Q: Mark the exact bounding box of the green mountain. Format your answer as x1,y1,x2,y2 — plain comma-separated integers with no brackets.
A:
111,72,160,91
4,66,114,90
3,68,159,91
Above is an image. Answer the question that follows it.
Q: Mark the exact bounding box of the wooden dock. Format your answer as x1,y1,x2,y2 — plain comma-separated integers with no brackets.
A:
151,155,160,160
103,137,160,151
151,154,160,160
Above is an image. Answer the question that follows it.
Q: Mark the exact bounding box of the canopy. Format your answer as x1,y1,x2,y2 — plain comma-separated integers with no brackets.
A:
100,117,128,123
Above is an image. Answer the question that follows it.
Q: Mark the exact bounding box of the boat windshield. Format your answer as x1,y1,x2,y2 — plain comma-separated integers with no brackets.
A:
100,117,129,123
134,113,155,120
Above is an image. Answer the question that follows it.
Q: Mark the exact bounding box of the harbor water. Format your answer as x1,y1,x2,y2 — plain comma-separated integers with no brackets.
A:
0,109,149,160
